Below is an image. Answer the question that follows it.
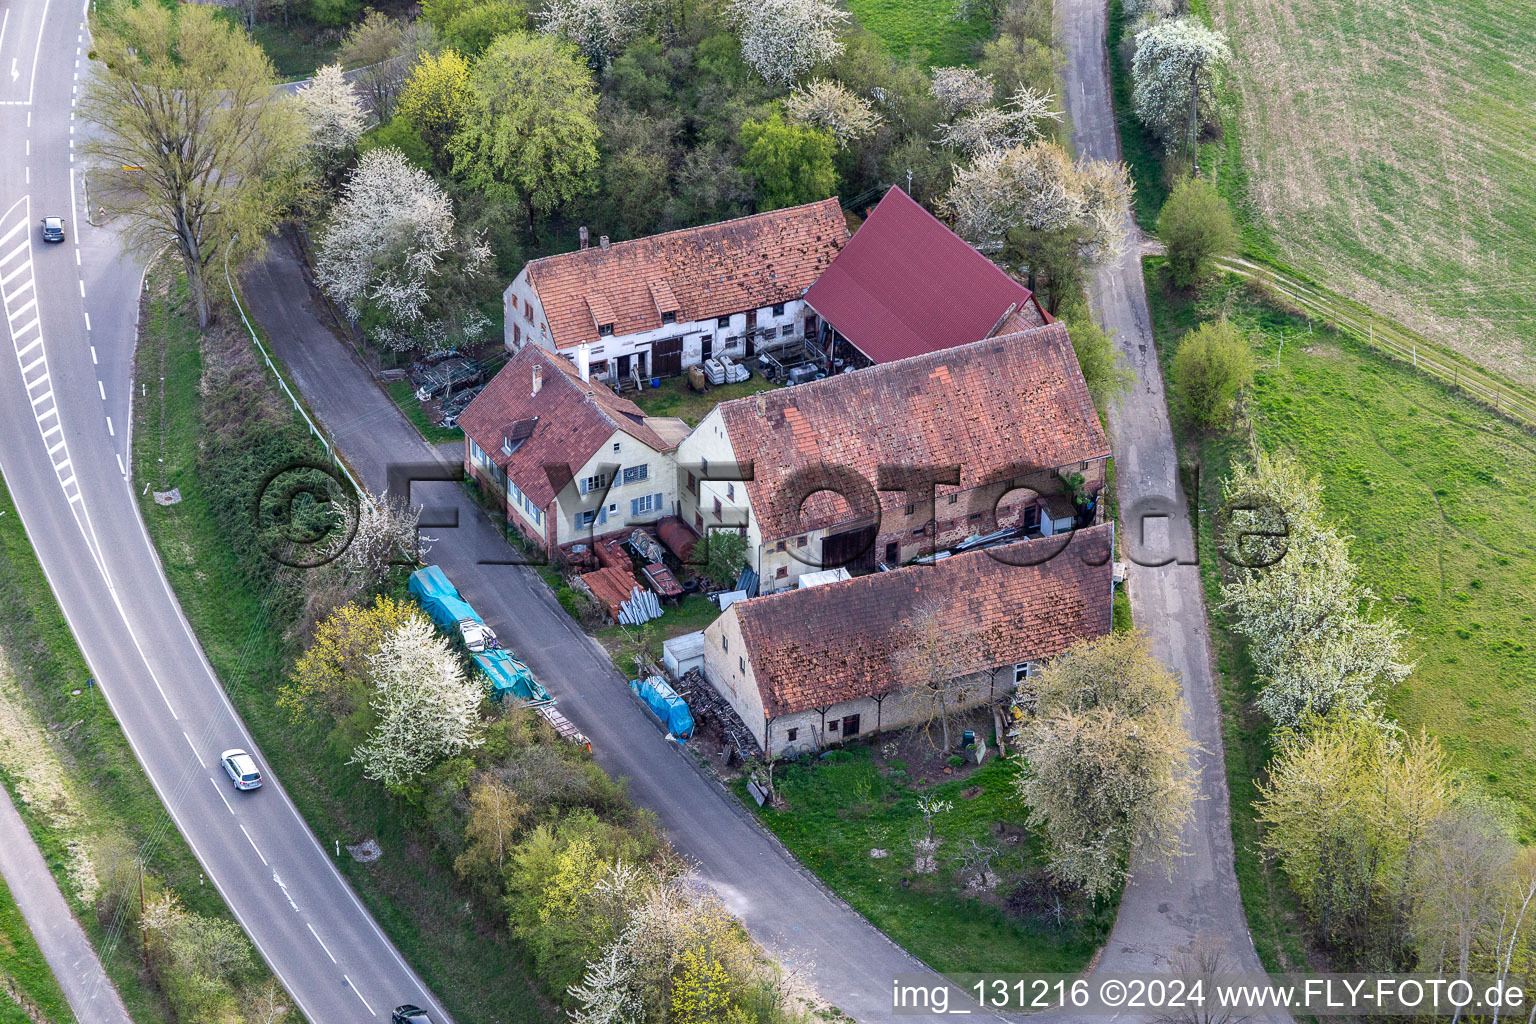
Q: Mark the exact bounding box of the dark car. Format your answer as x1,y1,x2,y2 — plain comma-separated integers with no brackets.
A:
40,217,65,243
392,1006,433,1024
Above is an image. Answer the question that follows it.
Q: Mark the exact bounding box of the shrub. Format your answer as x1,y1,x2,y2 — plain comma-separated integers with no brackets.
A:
1158,176,1235,288
1170,319,1254,429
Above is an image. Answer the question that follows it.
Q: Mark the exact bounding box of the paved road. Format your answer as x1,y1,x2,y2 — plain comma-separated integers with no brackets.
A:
0,784,132,1024
1061,0,1289,1012
0,3,452,1021
242,233,994,1023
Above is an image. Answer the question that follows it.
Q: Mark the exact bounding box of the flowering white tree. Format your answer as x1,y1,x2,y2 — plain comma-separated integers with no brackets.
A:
340,490,423,587
943,140,1132,261
295,63,368,157
315,147,490,334
568,942,644,1024
728,0,849,86
350,617,485,787
1220,449,1412,728
936,86,1061,156
783,79,882,146
538,0,658,66
929,65,994,113
1131,17,1230,151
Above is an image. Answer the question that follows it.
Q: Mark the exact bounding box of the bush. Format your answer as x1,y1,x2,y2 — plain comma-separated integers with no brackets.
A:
1061,301,1132,411
307,0,361,27
1158,176,1235,288
1170,319,1254,429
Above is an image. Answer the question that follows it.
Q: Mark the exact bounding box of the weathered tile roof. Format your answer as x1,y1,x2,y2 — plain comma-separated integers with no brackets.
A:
731,524,1115,718
459,346,676,508
716,323,1110,542
803,186,1050,364
526,200,850,351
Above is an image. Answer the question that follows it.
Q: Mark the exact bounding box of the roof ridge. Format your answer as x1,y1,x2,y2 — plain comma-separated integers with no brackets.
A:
526,197,843,268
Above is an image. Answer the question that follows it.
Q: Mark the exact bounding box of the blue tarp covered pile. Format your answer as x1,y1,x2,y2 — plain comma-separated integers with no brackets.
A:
472,650,550,704
408,567,482,632
630,675,695,739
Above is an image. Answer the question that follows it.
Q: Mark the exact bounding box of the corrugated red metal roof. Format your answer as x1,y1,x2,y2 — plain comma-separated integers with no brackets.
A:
804,187,1047,364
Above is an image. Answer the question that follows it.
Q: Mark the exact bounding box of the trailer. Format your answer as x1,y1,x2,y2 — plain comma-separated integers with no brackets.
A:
407,566,499,652
535,704,590,750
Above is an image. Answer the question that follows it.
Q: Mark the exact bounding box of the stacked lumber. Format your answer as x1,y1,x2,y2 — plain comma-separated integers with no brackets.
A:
675,668,761,762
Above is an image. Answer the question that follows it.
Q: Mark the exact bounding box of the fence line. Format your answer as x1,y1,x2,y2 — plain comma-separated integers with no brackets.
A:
222,238,365,496
1217,257,1536,432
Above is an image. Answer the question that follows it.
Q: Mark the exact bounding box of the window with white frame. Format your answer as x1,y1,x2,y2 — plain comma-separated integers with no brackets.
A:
1014,662,1034,684
622,464,649,484
630,493,661,516
579,472,608,494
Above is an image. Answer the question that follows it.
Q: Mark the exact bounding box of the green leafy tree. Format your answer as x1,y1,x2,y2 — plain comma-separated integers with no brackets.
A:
308,0,361,28
1061,301,1132,410
701,530,747,588
360,115,434,170
396,48,475,163
1170,319,1254,429
422,0,528,55
82,3,305,327
1011,631,1197,900
1158,176,1235,288
738,113,837,210
450,32,601,235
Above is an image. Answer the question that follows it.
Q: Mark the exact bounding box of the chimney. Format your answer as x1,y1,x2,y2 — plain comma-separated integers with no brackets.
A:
577,342,591,383
579,226,589,250
599,235,610,251
531,364,543,396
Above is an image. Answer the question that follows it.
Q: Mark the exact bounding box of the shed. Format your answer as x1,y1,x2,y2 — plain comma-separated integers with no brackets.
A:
663,630,707,681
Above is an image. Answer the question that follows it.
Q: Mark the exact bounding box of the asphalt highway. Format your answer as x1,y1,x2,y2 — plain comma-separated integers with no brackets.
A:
0,1,450,1020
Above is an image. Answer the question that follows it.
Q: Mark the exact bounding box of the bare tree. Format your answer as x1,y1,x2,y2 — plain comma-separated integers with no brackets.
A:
340,489,424,587
892,598,973,751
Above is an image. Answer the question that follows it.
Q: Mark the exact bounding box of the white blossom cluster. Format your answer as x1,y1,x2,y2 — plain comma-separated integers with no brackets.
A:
728,0,849,87
929,65,995,113
1220,450,1412,728
349,616,485,787
943,140,1132,264
538,0,658,66
935,86,1061,156
1130,17,1230,149
783,78,882,145
296,64,368,155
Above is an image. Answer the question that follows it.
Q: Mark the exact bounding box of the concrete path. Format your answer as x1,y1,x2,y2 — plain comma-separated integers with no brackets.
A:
0,784,133,1024
239,234,985,1023
1061,0,1290,1013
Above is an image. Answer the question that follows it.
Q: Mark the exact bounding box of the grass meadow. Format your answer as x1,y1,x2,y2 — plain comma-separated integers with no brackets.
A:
1147,259,1536,834
1208,0,1536,388
845,0,996,66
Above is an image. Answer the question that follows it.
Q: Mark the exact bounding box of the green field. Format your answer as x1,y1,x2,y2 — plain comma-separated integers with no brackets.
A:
746,745,1112,977
846,0,996,65
0,873,75,1024
1209,0,1536,389
1146,261,1536,849
133,274,552,1022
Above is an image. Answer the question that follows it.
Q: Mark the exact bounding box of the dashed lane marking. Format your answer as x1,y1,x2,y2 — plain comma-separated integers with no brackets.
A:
241,825,268,866
210,777,235,815
343,976,375,1016
306,923,338,964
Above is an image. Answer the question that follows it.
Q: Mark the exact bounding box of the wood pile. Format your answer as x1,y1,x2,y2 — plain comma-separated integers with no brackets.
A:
675,668,761,762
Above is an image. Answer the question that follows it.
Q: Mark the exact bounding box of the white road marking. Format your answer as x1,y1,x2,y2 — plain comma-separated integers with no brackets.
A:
20,353,43,374
241,825,268,866
16,336,39,357
41,423,60,440
83,311,89,331
106,416,113,436
306,923,338,964
78,279,84,297
89,345,96,363
12,316,38,337
271,870,299,911
30,388,51,406
115,453,125,477
97,380,105,400
210,777,235,814
0,259,30,287
0,241,27,267
0,220,23,248
23,0,49,104
74,248,80,266
0,11,8,60
5,276,33,302
344,977,375,1016
183,731,203,766
9,296,36,321
46,438,65,456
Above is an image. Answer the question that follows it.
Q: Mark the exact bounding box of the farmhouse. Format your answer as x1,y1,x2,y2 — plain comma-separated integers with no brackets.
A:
702,524,1115,755
459,344,690,557
501,200,849,390
674,323,1110,592
803,186,1051,368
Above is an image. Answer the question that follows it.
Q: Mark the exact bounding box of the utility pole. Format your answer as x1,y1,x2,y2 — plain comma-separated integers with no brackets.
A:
138,858,147,963
906,168,913,195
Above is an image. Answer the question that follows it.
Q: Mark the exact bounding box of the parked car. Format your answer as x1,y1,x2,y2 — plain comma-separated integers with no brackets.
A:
392,1006,434,1024
40,217,65,243
219,749,262,791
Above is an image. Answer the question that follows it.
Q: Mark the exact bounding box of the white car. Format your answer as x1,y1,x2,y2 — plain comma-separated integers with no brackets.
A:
220,749,263,791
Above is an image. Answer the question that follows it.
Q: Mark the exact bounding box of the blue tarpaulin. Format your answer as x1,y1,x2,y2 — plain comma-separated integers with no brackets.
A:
408,565,458,603
631,675,694,739
473,650,550,703
418,592,482,633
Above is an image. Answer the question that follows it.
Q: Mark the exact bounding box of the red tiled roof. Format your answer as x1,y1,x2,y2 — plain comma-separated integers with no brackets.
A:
526,200,850,351
716,323,1110,542
581,565,641,620
804,187,1049,363
459,347,675,509
731,525,1115,717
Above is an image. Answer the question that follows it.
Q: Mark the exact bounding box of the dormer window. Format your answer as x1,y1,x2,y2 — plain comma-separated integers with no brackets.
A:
598,323,615,336
649,281,681,327
661,311,677,325
772,303,785,316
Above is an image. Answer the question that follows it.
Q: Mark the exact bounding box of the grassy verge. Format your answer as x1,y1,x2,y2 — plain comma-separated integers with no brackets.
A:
845,0,994,65
1105,0,1168,229
1145,255,1536,967
743,744,1111,977
133,271,552,1022
0,873,74,1024
629,374,780,428
595,594,722,664
250,20,341,81
384,380,465,445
